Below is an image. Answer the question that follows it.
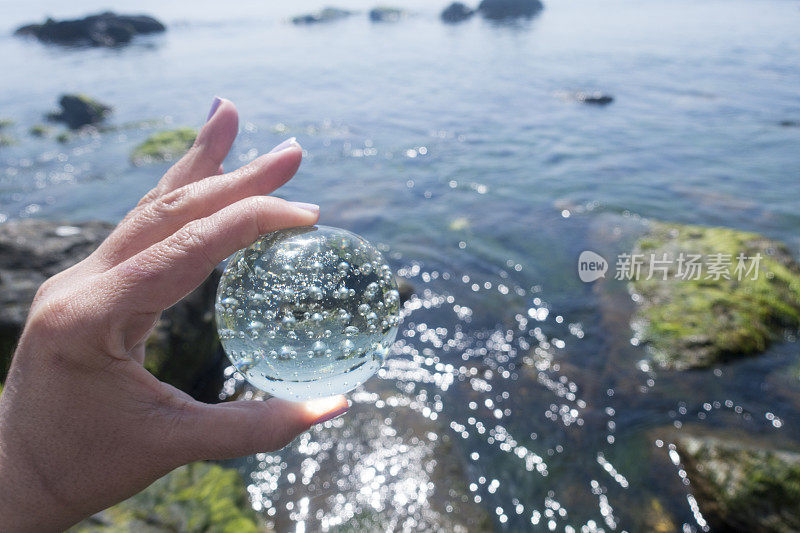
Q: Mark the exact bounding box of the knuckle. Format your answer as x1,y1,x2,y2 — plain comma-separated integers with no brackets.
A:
175,220,215,269
151,185,191,217
26,289,76,336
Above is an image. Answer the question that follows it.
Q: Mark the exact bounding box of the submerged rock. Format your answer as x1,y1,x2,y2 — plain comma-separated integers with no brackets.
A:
631,222,800,369
69,462,261,532
131,128,197,164
368,6,405,22
291,7,353,25
49,94,112,129
0,219,224,402
14,12,165,47
441,2,475,23
477,0,543,19
396,277,415,304
677,435,800,532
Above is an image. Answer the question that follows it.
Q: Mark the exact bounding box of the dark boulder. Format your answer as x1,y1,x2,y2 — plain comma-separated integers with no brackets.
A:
575,91,614,105
291,7,353,25
49,94,111,129
477,0,543,19
14,12,165,47
441,3,474,23
0,220,224,402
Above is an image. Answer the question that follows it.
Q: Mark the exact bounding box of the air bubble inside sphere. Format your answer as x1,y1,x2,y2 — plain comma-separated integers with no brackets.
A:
215,225,401,401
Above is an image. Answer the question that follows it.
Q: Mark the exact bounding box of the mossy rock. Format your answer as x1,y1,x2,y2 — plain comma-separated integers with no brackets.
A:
57,131,72,143
70,462,261,533
132,128,197,164
0,134,16,147
29,124,52,137
644,498,677,533
0,118,14,129
631,222,800,369
678,435,800,532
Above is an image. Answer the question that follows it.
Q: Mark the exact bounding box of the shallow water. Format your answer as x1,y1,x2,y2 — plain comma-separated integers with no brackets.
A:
2,0,799,530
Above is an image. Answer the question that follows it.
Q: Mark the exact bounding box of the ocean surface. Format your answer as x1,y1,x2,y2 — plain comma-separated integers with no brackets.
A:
2,0,799,530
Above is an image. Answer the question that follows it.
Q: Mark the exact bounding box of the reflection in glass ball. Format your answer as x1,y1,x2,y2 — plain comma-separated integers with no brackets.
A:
215,225,400,401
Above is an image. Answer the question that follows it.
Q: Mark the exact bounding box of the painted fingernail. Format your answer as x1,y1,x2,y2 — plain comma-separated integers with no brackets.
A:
313,406,349,425
206,96,222,122
268,137,299,154
288,201,319,214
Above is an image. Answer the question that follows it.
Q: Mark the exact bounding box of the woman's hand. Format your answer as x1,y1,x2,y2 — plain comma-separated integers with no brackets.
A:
0,98,349,532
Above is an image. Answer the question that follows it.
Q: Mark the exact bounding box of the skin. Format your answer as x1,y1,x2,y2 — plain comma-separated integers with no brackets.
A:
0,99,349,531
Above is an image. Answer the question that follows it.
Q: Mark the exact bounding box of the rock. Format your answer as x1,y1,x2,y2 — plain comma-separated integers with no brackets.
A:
131,128,197,165
69,462,261,532
779,120,799,127
0,135,15,147
677,435,800,532
630,222,800,369
0,220,224,402
291,7,353,25
56,131,72,144
14,12,165,47
396,277,415,304
368,6,405,22
49,94,112,129
441,2,475,23
0,119,14,129
477,0,543,19
0,220,115,377
576,91,614,105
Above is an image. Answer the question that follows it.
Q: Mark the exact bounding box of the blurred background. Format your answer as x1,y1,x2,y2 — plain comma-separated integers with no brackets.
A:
1,0,799,531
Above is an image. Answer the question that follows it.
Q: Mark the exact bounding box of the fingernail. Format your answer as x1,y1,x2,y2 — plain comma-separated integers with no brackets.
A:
288,201,319,214
206,96,222,122
269,137,299,154
313,406,349,425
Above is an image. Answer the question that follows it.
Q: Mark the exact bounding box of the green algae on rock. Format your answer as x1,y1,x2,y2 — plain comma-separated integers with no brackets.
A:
29,124,52,137
631,222,800,369
131,128,197,164
70,462,261,533
677,435,800,532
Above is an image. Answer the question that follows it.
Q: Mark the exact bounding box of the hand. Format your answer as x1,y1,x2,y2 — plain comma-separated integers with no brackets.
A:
0,98,349,532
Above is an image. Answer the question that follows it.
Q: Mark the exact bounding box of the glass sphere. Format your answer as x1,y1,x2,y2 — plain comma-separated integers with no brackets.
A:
215,225,400,401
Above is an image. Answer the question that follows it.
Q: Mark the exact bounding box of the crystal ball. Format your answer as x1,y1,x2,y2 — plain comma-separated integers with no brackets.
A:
215,225,400,401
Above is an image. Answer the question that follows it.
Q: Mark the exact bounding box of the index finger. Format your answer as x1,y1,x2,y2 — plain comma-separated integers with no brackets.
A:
108,196,319,315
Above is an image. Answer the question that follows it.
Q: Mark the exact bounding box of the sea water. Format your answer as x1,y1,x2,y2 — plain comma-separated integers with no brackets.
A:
215,225,400,401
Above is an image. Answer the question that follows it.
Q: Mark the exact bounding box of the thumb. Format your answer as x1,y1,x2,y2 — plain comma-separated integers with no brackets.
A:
175,395,350,461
